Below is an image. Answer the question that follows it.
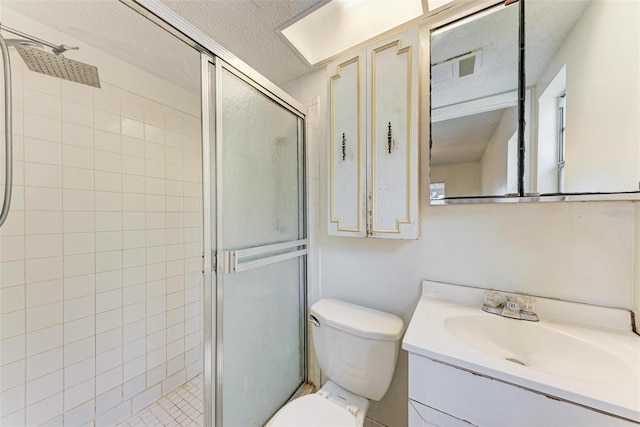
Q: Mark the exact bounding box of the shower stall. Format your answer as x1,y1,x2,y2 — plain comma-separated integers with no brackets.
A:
0,1,307,426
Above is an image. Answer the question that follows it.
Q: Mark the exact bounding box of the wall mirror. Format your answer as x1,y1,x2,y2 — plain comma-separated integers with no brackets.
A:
524,0,639,197
429,0,640,204
430,3,519,200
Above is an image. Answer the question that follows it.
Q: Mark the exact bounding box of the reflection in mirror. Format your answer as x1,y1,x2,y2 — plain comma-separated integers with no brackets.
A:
430,3,520,201
526,0,640,195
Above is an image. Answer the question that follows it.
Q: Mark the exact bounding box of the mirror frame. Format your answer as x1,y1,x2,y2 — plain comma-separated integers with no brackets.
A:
428,0,640,205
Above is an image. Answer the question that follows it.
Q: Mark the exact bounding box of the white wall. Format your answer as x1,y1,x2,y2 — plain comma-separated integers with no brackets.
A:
0,7,203,426
430,162,481,197
283,63,638,427
533,0,640,193
480,107,517,196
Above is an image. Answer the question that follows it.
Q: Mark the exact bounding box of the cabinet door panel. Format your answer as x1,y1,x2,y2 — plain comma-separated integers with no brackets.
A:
409,400,473,427
409,354,636,426
327,52,367,237
369,29,419,239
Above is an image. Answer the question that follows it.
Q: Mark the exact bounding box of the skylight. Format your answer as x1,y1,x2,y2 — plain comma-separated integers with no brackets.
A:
281,0,424,66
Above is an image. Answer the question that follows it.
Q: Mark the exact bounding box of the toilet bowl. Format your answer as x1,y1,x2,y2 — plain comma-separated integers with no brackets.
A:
267,299,404,427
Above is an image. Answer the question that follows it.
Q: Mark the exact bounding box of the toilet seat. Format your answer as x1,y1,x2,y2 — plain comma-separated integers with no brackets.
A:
268,394,359,427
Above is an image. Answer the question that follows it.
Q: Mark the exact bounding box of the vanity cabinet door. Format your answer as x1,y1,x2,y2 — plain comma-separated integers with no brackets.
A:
409,400,472,427
408,353,637,426
327,50,367,237
367,28,419,239
326,28,419,239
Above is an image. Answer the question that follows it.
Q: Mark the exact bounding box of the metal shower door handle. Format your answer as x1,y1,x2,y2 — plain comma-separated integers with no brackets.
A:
218,239,308,274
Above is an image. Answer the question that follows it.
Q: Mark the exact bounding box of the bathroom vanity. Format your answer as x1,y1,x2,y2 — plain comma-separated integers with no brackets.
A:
403,280,640,426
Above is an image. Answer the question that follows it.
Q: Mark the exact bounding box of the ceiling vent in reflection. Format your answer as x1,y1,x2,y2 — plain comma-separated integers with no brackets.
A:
431,48,483,83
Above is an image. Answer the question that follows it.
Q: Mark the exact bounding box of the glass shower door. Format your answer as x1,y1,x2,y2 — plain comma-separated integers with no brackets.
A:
211,61,306,427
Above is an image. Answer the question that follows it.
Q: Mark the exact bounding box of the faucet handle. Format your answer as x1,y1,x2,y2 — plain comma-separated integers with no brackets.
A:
516,295,539,321
484,291,506,308
482,291,507,315
516,295,536,313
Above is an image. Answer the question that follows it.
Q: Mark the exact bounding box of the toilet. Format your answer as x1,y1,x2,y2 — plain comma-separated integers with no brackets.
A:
268,298,404,427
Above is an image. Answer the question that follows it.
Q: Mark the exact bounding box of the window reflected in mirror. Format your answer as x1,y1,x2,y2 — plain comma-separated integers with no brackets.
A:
525,0,640,196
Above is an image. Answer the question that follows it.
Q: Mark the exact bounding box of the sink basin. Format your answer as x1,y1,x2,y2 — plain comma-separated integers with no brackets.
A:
444,314,629,381
403,281,640,422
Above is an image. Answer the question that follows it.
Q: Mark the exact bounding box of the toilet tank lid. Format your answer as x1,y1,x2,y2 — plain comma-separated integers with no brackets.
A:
310,299,404,341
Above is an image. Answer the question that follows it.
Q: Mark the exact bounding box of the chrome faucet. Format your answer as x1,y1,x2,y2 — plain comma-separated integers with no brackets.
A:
482,291,539,322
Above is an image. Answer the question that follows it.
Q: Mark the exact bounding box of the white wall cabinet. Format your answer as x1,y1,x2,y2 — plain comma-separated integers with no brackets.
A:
327,28,419,239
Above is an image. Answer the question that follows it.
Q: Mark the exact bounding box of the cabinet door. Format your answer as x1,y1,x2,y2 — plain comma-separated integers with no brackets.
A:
409,400,433,427
327,51,367,237
409,353,637,426
409,400,473,427
367,29,419,239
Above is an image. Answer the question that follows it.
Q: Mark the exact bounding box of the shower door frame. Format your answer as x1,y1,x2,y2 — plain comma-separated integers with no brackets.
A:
120,0,304,116
118,2,309,425
202,53,308,426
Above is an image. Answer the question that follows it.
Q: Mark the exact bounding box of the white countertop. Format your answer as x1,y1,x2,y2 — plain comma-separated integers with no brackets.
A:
402,280,640,423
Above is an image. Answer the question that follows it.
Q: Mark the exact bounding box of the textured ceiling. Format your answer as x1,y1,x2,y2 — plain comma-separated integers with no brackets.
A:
432,0,590,164
160,0,322,85
431,3,519,109
432,0,590,109
4,0,590,103
3,0,322,94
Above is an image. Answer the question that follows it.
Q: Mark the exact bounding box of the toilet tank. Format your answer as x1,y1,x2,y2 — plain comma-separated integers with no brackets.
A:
309,299,404,401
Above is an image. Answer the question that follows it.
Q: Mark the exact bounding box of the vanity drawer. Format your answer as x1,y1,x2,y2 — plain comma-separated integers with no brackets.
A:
408,353,637,426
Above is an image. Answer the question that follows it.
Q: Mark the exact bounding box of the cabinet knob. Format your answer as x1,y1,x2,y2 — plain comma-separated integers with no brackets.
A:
387,122,393,154
342,132,346,161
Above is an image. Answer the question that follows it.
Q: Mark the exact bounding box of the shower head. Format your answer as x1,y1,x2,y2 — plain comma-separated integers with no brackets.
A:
0,25,100,88
13,43,101,88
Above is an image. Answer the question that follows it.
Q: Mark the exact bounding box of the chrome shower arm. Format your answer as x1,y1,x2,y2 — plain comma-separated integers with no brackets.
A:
1,25,78,54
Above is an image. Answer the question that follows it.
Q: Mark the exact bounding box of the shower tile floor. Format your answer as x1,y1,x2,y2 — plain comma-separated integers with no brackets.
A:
120,374,204,426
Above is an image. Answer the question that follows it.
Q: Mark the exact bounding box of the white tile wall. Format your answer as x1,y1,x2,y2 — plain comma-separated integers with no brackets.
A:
304,97,321,306
302,97,324,390
0,52,203,426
